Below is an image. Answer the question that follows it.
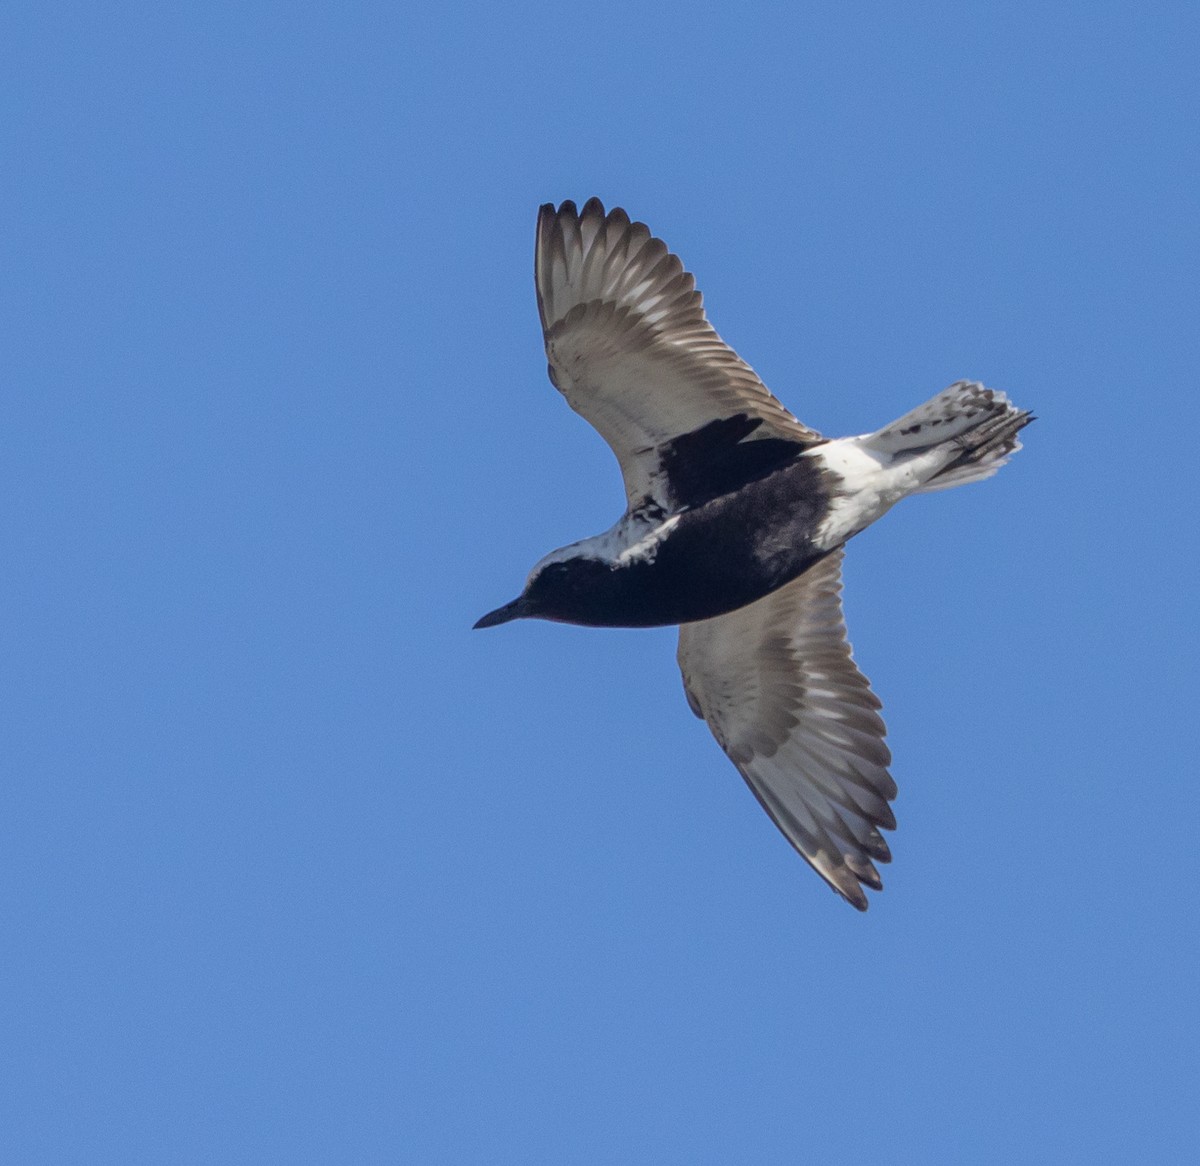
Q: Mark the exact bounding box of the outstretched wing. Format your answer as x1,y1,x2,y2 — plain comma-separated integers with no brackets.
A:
676,550,896,910
535,198,821,515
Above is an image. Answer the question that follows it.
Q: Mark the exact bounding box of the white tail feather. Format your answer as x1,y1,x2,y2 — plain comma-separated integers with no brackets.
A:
868,380,1031,494
810,381,1031,549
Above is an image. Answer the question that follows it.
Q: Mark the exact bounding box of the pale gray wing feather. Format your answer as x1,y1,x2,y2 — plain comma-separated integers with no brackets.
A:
676,550,896,910
536,198,820,513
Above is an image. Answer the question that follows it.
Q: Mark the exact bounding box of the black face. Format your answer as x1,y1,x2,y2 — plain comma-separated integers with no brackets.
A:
523,557,616,624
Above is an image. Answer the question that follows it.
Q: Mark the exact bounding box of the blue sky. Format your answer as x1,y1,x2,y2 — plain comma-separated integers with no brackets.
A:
2,2,1197,1162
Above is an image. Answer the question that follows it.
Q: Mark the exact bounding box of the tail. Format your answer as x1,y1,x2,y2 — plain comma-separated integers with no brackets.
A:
868,380,1033,493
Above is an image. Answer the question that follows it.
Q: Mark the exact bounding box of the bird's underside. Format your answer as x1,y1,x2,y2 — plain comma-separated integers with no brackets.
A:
476,197,1030,910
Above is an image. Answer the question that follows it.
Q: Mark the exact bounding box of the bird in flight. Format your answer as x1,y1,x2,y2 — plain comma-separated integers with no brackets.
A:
475,198,1031,910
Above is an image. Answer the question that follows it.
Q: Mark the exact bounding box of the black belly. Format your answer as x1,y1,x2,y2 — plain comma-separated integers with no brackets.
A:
563,456,833,628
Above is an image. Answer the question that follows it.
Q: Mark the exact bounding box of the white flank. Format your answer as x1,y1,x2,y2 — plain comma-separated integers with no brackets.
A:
810,437,956,551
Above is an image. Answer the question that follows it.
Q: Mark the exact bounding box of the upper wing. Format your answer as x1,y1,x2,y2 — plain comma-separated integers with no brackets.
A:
676,550,897,910
535,198,821,514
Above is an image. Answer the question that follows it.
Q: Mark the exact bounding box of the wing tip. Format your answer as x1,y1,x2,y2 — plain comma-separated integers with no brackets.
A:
822,856,878,911
539,196,642,239
539,197,599,223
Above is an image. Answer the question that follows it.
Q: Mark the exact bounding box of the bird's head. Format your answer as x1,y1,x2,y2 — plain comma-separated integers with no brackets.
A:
473,550,613,628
